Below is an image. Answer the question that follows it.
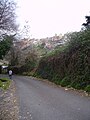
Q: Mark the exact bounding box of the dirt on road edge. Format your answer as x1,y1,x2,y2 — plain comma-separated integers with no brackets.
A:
0,81,19,120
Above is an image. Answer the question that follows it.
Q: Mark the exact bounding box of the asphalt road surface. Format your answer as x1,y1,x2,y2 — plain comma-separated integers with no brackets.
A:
13,75,90,120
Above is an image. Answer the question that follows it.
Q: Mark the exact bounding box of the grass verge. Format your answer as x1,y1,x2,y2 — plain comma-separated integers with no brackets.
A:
0,78,11,90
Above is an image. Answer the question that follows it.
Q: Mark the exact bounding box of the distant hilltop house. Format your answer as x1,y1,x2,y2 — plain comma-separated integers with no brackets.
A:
39,34,63,50
52,34,62,41
13,34,63,50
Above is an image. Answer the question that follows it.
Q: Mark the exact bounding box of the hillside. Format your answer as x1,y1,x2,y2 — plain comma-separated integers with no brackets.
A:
34,30,90,92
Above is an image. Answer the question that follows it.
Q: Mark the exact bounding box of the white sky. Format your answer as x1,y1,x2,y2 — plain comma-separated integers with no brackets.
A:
16,0,90,39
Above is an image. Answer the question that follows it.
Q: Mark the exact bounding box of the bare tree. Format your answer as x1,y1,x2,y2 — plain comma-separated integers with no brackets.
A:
0,0,18,34
17,21,30,39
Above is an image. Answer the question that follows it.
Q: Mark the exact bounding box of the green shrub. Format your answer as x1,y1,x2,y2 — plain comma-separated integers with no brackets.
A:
33,72,42,78
74,84,82,90
85,85,90,93
52,75,61,85
54,80,61,85
70,82,77,88
60,77,71,87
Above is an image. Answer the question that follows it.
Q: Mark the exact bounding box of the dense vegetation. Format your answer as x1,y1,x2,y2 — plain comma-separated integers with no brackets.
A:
34,29,90,92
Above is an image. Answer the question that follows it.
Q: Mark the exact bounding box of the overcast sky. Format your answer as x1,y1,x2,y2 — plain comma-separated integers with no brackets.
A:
16,0,90,39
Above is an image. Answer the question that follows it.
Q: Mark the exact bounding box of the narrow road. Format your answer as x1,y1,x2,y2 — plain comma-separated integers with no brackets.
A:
13,75,90,120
